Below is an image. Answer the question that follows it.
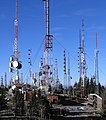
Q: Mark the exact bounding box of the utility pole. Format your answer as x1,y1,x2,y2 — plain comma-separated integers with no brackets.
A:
78,17,86,98
42,0,53,93
94,32,99,95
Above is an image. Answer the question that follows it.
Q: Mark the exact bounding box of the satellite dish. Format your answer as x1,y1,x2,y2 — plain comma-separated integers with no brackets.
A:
9,68,13,72
9,63,13,67
18,63,22,69
12,85,16,90
13,61,18,68
10,56,14,62
15,75,19,80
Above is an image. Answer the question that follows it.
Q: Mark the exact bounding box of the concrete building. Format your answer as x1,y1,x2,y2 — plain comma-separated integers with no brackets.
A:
88,93,102,110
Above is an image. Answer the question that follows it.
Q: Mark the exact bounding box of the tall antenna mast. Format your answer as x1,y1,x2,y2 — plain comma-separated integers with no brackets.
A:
14,0,18,59
39,58,43,87
95,32,99,95
5,73,7,88
28,48,32,84
42,0,53,92
55,59,59,90
1,76,3,87
63,50,67,89
78,30,81,78
14,0,19,83
78,17,86,98
68,53,71,88
9,0,22,84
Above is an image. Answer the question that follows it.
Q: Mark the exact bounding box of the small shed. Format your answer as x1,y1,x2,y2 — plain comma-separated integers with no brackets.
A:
47,95,58,104
88,93,102,110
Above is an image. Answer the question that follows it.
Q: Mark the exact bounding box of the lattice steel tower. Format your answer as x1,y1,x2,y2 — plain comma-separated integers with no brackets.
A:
9,0,22,83
94,33,99,95
54,59,59,90
78,17,86,97
63,50,67,89
68,53,71,88
42,0,53,92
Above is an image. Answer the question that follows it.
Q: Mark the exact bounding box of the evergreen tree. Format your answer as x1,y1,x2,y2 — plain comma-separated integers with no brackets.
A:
89,77,95,93
13,88,25,115
84,77,90,97
29,90,51,118
0,88,7,110
98,82,104,97
29,90,39,115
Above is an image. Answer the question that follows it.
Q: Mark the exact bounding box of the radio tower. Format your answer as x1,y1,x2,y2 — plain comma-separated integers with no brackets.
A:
28,48,32,83
5,73,7,88
54,59,59,90
9,0,22,84
42,0,53,92
1,76,3,87
68,53,71,88
14,0,19,83
14,0,18,60
78,17,86,98
95,33,99,95
63,50,67,89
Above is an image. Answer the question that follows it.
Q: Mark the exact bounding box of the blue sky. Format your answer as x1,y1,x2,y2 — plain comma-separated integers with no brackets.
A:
0,0,106,86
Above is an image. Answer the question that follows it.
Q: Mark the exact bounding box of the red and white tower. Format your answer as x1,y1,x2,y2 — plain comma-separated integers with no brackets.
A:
42,0,53,92
78,17,86,97
14,0,18,59
9,0,22,83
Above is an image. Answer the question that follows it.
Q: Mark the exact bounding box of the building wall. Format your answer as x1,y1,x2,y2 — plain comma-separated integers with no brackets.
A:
88,94,102,110
47,95,58,104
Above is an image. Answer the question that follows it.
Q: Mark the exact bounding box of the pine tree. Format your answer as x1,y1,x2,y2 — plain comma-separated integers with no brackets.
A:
29,90,51,118
0,88,7,110
13,88,25,115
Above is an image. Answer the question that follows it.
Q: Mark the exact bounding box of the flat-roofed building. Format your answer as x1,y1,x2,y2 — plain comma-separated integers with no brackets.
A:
88,93,102,110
